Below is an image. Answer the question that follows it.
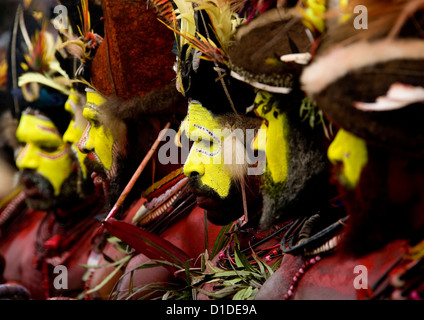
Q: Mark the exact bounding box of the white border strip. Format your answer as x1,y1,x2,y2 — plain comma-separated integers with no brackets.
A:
230,70,292,94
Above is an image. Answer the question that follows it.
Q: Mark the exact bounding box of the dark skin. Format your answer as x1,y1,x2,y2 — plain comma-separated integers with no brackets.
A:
338,144,424,257
256,143,424,300
84,114,224,300
188,173,263,225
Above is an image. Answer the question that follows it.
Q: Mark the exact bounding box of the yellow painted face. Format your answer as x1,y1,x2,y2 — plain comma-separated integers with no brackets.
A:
15,113,73,196
252,90,289,184
327,129,368,189
78,88,117,179
183,101,232,198
63,89,88,178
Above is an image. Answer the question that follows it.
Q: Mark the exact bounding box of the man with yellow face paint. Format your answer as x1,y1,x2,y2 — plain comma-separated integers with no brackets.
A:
63,88,89,180
77,88,121,193
326,129,368,190
0,5,104,299
249,89,341,232
15,108,73,209
63,0,225,300
227,3,343,248
5,104,103,299
270,0,424,300
183,100,263,225
220,1,352,301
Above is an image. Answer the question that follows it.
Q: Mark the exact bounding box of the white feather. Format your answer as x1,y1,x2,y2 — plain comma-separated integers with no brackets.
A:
353,83,424,111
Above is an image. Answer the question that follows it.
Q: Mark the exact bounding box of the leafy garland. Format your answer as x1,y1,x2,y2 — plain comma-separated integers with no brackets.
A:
80,214,281,300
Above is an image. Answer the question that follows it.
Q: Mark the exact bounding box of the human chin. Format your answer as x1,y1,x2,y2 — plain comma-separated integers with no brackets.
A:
19,170,57,210
189,177,245,225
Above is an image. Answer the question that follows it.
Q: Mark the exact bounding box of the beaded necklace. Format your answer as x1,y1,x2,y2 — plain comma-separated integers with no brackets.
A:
283,255,322,300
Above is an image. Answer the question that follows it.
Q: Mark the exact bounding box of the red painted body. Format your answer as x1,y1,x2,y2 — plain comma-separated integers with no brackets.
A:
0,202,102,299
87,204,222,299
256,239,409,300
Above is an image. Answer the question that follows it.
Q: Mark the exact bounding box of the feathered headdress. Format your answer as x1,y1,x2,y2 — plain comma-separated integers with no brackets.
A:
57,0,104,80
0,60,7,89
7,4,71,133
164,0,256,115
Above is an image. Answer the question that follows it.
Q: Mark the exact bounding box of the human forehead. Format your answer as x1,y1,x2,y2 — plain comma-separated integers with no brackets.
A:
65,90,80,114
184,102,222,139
16,113,63,146
82,104,100,121
83,88,106,120
254,90,280,118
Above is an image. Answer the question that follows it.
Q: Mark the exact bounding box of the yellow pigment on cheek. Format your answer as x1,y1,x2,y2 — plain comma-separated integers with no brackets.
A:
183,102,232,198
254,92,289,184
37,145,73,195
64,88,80,114
16,114,73,195
82,106,115,171
64,90,90,178
266,110,289,183
63,119,88,178
327,129,368,188
252,121,267,152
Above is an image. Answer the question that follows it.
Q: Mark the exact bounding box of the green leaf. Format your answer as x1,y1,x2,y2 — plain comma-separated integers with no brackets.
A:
222,278,243,286
233,239,255,273
213,270,254,278
107,236,121,243
233,286,253,300
79,254,131,270
210,222,234,258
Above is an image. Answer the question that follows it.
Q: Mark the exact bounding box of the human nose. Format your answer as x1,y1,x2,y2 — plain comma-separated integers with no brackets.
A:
183,146,205,177
77,123,94,153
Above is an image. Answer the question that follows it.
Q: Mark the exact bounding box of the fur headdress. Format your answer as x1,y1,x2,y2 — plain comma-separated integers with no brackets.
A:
301,0,424,157
91,0,175,99
227,0,327,96
86,0,185,120
225,1,338,230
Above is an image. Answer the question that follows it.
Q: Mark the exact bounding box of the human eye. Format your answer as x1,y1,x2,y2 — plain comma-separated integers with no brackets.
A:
83,108,100,127
39,145,60,153
91,118,101,128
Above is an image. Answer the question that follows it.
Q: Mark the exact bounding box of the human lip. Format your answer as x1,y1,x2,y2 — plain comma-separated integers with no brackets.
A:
21,176,40,197
196,195,221,210
90,171,104,186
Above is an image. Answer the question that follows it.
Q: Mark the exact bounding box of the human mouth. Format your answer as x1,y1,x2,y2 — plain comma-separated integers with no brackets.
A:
91,171,104,186
20,175,41,198
196,195,221,210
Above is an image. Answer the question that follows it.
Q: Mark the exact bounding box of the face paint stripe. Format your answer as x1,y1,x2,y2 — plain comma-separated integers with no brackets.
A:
195,147,221,157
36,148,68,160
36,124,61,136
16,144,29,166
192,123,221,144
77,122,91,151
86,102,100,112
